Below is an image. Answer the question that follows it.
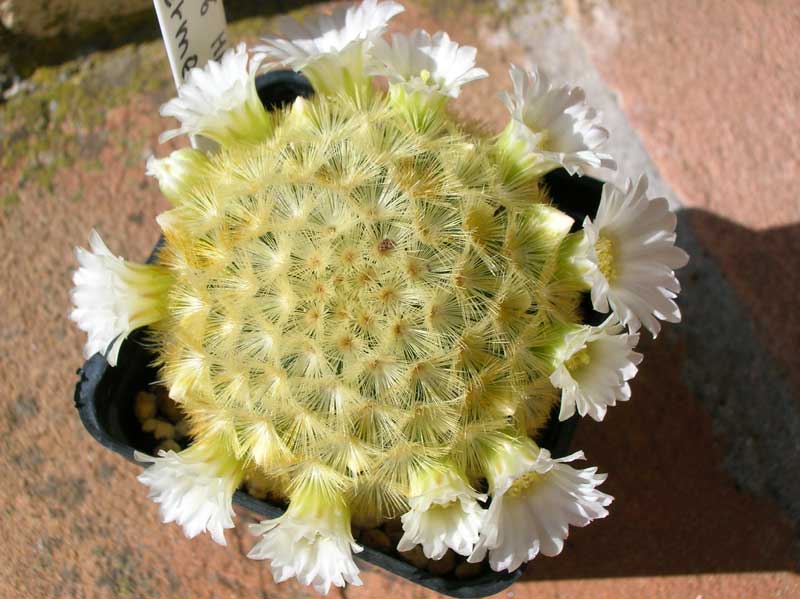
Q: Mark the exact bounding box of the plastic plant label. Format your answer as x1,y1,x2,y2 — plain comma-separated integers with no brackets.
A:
153,0,228,149
153,0,227,87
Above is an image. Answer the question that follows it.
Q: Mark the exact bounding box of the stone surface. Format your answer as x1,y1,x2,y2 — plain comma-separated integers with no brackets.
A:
0,0,151,38
568,0,800,388
0,1,798,598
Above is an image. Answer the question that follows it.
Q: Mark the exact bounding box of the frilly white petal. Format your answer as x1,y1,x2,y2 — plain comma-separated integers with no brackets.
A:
368,29,488,98
502,64,616,176
249,516,362,594
470,446,612,572
248,485,362,595
397,466,486,559
134,446,241,546
577,175,690,337
69,229,172,366
160,43,270,145
146,147,208,205
258,0,403,65
550,321,642,422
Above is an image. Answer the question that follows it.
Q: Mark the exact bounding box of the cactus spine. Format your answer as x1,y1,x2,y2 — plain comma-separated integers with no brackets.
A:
152,91,580,522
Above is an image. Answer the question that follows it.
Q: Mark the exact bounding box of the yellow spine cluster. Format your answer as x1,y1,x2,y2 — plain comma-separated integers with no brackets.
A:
150,93,584,522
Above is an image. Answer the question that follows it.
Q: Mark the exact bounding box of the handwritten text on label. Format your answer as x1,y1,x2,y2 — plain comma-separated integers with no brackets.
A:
155,0,228,86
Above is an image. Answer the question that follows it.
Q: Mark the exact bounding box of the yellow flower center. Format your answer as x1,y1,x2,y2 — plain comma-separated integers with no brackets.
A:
506,471,544,497
419,69,432,84
594,235,617,282
565,348,591,374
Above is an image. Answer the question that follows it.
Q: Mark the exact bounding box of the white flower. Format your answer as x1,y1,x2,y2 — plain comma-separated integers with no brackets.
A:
549,322,642,422
70,229,172,366
248,474,362,594
577,175,690,337
255,0,404,94
501,64,616,176
397,464,485,559
160,43,270,145
135,444,242,546
470,442,612,572
146,148,208,205
368,29,488,99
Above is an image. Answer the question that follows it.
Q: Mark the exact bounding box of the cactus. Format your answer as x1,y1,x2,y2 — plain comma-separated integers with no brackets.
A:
70,1,687,594
153,87,577,515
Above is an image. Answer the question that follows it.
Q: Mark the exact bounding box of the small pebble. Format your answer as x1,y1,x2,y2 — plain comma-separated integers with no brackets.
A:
155,387,182,422
134,391,157,422
384,518,404,545
386,528,403,546
246,483,268,500
384,518,403,534
351,513,382,530
399,545,429,569
245,470,272,500
156,440,181,453
361,528,391,552
427,549,456,576
454,560,484,579
174,419,191,440
142,418,175,440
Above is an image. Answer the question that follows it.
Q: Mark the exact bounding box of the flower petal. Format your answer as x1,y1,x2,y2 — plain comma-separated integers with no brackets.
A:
550,322,642,422
135,443,242,546
577,175,688,337
146,148,209,205
368,29,487,98
471,443,612,572
248,468,362,594
501,64,616,176
255,0,404,95
398,463,486,559
70,230,173,366
160,43,270,145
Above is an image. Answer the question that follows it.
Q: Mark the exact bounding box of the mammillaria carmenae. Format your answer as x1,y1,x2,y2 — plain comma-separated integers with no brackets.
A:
69,0,687,594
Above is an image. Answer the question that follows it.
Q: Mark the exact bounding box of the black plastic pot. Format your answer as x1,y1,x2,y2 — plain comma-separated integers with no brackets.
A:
73,70,604,599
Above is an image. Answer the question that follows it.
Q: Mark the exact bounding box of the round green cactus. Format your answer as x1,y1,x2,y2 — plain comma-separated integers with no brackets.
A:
70,1,687,593
152,90,578,521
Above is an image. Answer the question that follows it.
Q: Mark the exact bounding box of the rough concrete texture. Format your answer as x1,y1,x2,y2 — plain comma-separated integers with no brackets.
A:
1,1,798,598
0,0,151,37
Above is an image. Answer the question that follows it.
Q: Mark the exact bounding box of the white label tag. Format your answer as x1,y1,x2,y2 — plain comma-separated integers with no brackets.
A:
153,0,228,88
153,0,228,150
